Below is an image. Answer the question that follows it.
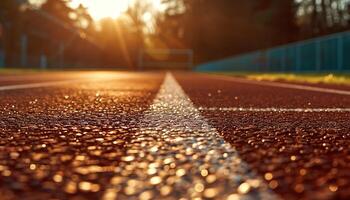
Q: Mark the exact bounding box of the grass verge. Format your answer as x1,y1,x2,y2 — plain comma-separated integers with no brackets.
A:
0,68,48,75
211,72,350,85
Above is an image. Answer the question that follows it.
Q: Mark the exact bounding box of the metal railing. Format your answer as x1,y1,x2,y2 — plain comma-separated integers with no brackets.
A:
196,31,350,72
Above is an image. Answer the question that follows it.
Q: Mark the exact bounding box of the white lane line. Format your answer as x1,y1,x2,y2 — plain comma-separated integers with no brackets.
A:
0,75,55,82
208,75,350,96
199,107,350,113
0,80,85,91
0,74,123,91
103,73,279,200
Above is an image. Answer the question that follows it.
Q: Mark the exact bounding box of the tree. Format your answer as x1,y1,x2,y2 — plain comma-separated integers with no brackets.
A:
296,0,350,38
74,4,94,31
41,0,75,26
253,0,298,44
0,0,27,66
156,0,298,63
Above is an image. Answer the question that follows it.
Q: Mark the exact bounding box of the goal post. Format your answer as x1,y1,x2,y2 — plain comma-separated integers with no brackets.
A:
138,49,194,70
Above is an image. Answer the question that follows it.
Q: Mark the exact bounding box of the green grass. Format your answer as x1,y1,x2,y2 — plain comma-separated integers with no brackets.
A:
0,68,127,75
0,68,49,75
211,72,350,85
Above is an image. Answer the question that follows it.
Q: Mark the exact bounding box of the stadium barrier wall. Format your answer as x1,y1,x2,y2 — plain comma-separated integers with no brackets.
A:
0,50,4,68
196,31,350,72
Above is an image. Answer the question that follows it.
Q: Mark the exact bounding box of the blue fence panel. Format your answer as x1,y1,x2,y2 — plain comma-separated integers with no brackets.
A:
299,42,316,71
196,31,350,72
343,34,350,70
258,51,269,72
247,52,260,71
269,48,284,71
0,50,4,68
285,46,297,71
320,37,338,71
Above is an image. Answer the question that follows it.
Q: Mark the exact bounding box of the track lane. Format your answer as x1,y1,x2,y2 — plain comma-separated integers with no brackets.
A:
176,73,350,109
0,71,143,87
0,72,164,200
176,72,350,200
1,71,349,200
102,73,279,200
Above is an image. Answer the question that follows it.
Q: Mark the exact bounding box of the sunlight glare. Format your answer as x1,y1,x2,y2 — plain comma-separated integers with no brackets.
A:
69,0,131,20
69,0,166,21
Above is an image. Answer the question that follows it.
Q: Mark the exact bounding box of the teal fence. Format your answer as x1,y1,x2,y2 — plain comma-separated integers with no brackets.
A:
0,50,4,68
196,31,350,72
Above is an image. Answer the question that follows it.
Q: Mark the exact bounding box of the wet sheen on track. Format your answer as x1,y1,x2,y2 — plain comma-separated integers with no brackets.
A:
0,72,127,87
102,73,278,200
176,73,350,200
0,71,349,200
0,72,163,199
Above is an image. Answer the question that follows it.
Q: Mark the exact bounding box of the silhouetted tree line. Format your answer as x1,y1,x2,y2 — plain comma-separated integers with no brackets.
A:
0,0,104,68
1,0,350,68
296,0,350,37
156,0,350,63
0,0,152,68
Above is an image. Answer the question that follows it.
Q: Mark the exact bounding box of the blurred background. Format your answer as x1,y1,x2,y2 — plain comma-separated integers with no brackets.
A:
1,0,350,71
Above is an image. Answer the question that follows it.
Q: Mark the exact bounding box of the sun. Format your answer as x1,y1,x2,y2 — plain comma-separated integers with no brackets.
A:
29,0,167,21
69,0,167,21
69,0,131,20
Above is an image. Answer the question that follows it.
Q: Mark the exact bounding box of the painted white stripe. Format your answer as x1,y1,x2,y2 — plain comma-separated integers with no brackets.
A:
103,73,279,200
0,75,55,82
0,80,84,91
208,75,350,96
199,107,350,113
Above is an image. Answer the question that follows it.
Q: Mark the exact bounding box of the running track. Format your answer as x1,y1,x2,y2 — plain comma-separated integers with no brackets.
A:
0,71,349,200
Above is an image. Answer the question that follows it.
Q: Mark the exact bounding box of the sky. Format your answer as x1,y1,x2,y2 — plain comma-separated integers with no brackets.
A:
68,0,130,20
29,0,166,21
